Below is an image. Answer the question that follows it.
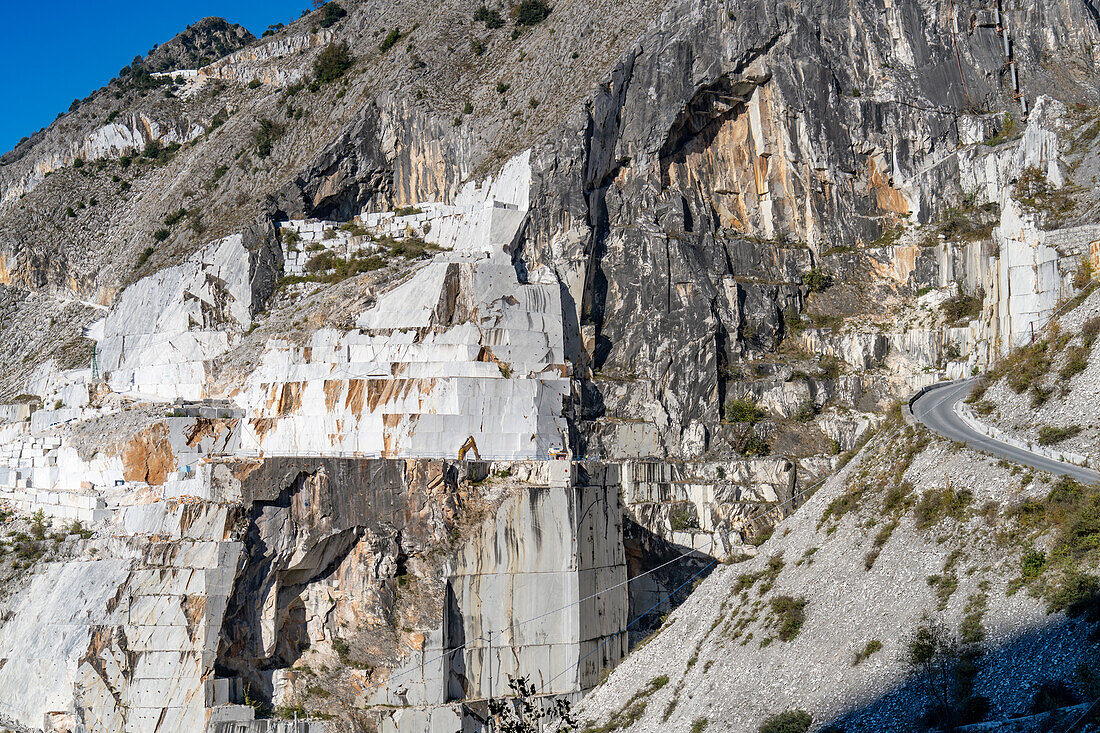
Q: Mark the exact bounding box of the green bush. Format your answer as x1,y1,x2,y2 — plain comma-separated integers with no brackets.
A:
740,434,771,457
514,0,552,25
253,118,284,158
668,503,699,531
1020,548,1046,581
247,79,262,89
379,28,402,52
993,340,1051,394
1082,316,1100,347
317,1,347,28
153,228,170,242
135,246,154,268
913,486,972,530
473,5,504,27
1036,425,1081,446
801,268,833,293
759,710,812,733
386,235,441,259
304,250,386,279
1060,346,1089,380
725,397,765,423
941,284,983,324
314,42,353,84
853,639,883,665
793,401,818,422
164,208,187,227
1047,570,1100,617
768,595,806,641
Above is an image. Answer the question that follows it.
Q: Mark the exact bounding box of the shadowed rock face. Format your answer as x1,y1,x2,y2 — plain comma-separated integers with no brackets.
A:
523,0,1100,460
217,459,463,682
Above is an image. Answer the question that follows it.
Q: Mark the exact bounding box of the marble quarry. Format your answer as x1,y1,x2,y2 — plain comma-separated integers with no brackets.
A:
0,66,1096,730
0,151,619,733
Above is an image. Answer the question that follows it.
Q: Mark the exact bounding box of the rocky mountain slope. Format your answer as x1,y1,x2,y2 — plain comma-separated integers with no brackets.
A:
0,0,1097,731
579,286,1100,733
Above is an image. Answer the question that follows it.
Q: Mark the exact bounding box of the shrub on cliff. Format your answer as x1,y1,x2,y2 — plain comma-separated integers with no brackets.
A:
941,283,983,324
724,397,765,423
800,267,833,293
313,42,353,84
379,28,402,52
1082,316,1100,348
514,0,552,25
767,595,806,641
1036,424,1081,446
473,5,505,28
668,503,698,531
759,710,812,733
317,2,347,28
253,118,283,158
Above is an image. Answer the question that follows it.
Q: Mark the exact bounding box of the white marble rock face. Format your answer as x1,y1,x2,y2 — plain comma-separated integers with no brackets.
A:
97,233,253,401
242,152,570,462
0,149,602,733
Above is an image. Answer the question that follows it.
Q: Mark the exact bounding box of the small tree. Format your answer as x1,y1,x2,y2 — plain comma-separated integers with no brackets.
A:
253,119,284,158
317,1,347,28
801,267,833,293
724,397,765,423
487,676,576,732
906,619,986,730
474,5,505,27
313,42,353,84
514,0,552,25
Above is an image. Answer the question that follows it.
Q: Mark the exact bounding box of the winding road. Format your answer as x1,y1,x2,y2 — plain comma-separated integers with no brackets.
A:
909,378,1100,484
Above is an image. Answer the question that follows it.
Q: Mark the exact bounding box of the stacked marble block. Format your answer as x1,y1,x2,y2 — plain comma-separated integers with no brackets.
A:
110,501,247,731
371,461,628,709
0,486,109,524
620,459,796,557
358,200,525,255
277,220,378,276
0,411,244,527
0,498,251,732
0,433,111,524
237,255,569,460
95,234,253,401
994,206,1100,348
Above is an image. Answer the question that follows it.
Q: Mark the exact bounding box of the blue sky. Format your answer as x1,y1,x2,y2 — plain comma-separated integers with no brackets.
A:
0,0,311,155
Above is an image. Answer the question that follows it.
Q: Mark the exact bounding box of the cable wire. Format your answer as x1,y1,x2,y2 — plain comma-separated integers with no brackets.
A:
537,558,719,694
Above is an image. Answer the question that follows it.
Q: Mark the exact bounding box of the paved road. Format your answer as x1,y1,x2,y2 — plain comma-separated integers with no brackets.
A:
909,378,1100,484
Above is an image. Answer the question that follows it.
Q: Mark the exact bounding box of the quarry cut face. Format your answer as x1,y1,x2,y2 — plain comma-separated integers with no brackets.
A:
1,0,1100,731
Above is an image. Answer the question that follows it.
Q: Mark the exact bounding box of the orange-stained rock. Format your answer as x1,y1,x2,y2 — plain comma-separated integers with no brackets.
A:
121,423,177,485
